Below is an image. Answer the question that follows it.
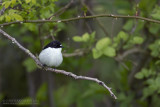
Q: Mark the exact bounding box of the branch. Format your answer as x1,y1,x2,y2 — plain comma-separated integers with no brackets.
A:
0,29,117,99
1,14,160,26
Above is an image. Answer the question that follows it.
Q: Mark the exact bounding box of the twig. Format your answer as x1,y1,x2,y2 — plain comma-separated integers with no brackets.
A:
116,48,142,61
1,14,160,26
80,0,109,36
0,7,5,15
48,0,74,20
128,31,154,85
0,29,117,99
111,18,115,42
63,51,84,57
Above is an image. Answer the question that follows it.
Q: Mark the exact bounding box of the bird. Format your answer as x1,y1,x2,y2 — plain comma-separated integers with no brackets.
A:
39,40,63,67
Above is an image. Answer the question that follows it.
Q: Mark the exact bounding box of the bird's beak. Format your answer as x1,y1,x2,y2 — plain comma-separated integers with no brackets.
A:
60,44,64,48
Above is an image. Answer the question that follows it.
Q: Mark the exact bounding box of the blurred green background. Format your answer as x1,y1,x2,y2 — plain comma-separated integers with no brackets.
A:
1,0,160,107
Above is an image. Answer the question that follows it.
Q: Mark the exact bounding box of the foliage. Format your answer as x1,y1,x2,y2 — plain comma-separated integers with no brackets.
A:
149,40,160,57
92,37,116,59
23,58,37,72
36,83,48,102
72,32,95,43
0,93,4,102
151,6,160,20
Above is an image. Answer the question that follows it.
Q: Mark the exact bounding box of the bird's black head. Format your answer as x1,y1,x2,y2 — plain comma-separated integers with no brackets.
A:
43,40,63,50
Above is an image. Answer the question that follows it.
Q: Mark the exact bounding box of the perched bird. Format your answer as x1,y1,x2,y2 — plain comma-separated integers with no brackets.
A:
39,40,63,67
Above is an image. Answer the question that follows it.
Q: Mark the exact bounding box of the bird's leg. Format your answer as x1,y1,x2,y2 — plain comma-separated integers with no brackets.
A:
42,64,47,71
54,67,56,71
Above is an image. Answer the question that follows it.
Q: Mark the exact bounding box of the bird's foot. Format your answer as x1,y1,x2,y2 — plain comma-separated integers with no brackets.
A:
54,67,56,71
42,64,47,71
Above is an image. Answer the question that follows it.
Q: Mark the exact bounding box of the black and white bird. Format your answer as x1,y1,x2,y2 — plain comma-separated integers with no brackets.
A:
39,40,63,67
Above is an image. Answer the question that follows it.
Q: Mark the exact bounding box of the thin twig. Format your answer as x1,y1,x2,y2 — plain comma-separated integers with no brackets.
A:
115,48,143,70
1,14,160,26
63,51,84,57
111,18,115,42
80,0,109,36
48,0,74,20
0,7,5,15
116,48,142,61
0,29,117,99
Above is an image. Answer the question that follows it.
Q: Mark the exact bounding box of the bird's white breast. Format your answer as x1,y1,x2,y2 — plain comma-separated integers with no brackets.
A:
39,47,63,67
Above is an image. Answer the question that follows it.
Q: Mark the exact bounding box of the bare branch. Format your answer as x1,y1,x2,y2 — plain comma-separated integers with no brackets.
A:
0,29,117,99
1,14,160,26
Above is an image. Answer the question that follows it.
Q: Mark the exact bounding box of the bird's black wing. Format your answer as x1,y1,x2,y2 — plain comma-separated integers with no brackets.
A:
43,42,53,50
43,40,62,49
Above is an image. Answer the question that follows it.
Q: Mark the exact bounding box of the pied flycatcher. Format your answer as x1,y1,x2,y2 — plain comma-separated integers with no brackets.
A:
39,40,63,67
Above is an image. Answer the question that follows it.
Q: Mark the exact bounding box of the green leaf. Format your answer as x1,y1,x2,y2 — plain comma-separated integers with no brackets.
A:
77,99,94,107
81,83,107,98
23,58,37,72
103,47,116,57
54,83,79,107
135,68,155,79
149,23,160,34
132,36,144,44
90,31,96,39
123,20,133,31
17,0,22,4
8,9,19,14
73,32,95,43
24,23,37,32
115,31,128,42
96,37,111,51
81,5,88,13
149,40,160,57
31,0,36,4
155,77,160,88
11,0,16,5
25,0,31,3
0,15,5,21
146,78,155,85
142,69,151,78
40,6,53,18
135,72,144,79
151,6,160,20
142,87,156,100
2,1,11,8
0,93,4,102
36,83,47,101
5,15,11,22
92,48,103,59
12,13,23,21
72,36,83,42
155,60,160,65
82,33,90,42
